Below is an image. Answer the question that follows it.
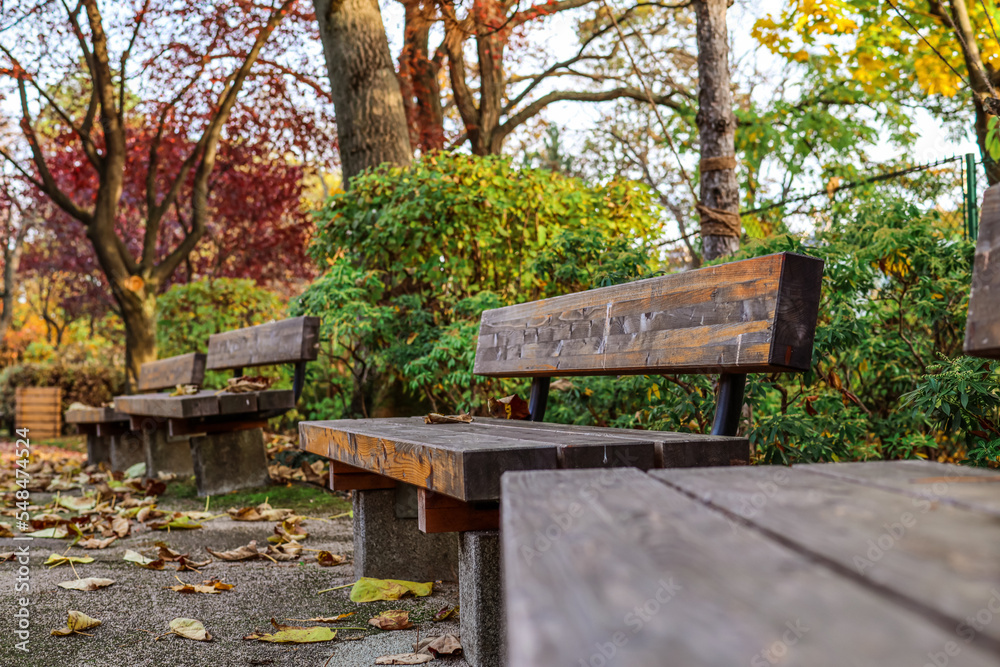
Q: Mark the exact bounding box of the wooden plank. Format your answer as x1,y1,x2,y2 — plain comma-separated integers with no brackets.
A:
205,316,320,370
137,353,206,392
218,392,258,415
114,390,220,419
966,183,1000,357
95,421,131,438
418,488,498,533
329,460,396,492
474,252,823,377
15,387,62,398
652,464,1000,650
503,468,1000,667
167,417,267,436
64,407,129,424
797,459,1000,517
299,418,559,501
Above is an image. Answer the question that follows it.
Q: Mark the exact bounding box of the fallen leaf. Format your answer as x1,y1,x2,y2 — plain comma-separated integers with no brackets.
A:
168,617,212,641
175,556,212,571
266,541,303,561
57,495,96,512
415,634,463,656
165,584,224,595
375,654,433,665
0,552,14,561
225,375,273,393
168,384,200,397
58,578,115,592
432,605,458,622
350,577,433,603
78,536,117,550
316,551,343,567
369,610,413,631
123,549,165,570
244,626,337,643
284,613,355,623
207,541,260,561
51,610,102,636
149,514,202,530
44,553,95,567
29,525,70,539
0,523,14,538
423,413,474,424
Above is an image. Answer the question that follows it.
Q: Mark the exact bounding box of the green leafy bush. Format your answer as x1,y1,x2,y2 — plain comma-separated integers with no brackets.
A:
157,278,286,388
292,152,661,418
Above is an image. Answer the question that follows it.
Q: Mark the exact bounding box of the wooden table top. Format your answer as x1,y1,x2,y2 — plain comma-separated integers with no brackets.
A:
501,460,1000,667
299,417,748,502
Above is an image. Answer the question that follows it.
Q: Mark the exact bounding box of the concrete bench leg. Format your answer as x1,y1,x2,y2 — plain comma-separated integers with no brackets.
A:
460,530,503,667
353,485,458,582
144,429,194,478
189,428,270,497
85,433,112,467
109,432,144,472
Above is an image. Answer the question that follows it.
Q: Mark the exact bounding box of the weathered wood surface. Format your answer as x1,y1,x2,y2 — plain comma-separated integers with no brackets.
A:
328,460,396,491
418,488,499,533
965,183,1000,358
798,459,1000,517
474,252,823,377
116,388,292,420
137,353,207,392
15,387,63,438
168,417,268,437
653,464,1000,650
205,316,320,370
65,406,128,424
502,466,1000,666
299,416,732,501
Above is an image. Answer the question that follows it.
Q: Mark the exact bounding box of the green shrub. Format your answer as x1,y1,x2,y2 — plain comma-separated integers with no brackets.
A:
292,152,661,418
157,278,287,389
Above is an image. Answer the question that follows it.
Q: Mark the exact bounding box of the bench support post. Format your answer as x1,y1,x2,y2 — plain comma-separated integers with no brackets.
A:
352,485,458,582
189,428,270,497
529,376,550,422
460,530,504,667
109,431,145,472
85,432,112,467
711,373,746,437
143,429,194,478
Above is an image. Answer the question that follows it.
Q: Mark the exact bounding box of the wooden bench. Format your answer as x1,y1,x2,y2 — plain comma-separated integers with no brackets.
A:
64,405,136,470
114,317,320,495
299,251,824,667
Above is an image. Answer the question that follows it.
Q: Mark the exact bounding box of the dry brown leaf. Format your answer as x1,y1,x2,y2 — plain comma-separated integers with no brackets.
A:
368,610,413,631
423,412,474,424
487,394,530,420
415,633,463,656
225,375,273,393
207,541,260,561
316,551,344,567
266,541,303,561
111,516,130,538
0,523,13,538
78,536,117,550
57,578,115,592
51,610,102,636
168,617,212,641
432,605,458,622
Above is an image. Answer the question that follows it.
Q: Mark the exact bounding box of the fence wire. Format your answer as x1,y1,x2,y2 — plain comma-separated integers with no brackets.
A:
740,153,985,241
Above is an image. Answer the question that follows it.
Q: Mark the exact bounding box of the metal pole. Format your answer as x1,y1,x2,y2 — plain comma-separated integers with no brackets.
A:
528,377,550,422
711,373,747,437
966,152,978,241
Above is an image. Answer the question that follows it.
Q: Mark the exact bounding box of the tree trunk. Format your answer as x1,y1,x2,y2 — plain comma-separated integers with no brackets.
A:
117,287,158,391
0,228,26,345
314,0,413,184
694,0,741,261
399,0,445,151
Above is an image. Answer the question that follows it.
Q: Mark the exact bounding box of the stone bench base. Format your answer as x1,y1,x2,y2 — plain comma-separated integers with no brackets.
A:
352,485,459,582
86,433,112,467
143,429,194,478
460,530,503,667
110,432,144,472
190,428,270,497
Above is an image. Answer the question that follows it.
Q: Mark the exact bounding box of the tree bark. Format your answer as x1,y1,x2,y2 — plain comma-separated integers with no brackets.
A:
0,225,27,345
398,0,445,151
314,0,413,184
694,0,741,261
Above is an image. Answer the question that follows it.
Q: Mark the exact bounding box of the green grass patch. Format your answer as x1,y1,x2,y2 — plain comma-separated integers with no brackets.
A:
161,478,350,516
33,434,86,452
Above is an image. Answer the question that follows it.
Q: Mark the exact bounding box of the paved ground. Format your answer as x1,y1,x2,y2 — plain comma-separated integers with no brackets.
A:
0,456,468,667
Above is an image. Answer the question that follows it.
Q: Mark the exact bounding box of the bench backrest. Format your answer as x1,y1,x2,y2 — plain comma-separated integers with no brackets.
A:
965,184,999,358
474,252,824,378
205,316,321,371
137,353,207,392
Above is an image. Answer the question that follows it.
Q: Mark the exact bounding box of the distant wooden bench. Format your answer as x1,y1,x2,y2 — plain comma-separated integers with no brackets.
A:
298,251,824,667
114,317,320,495
15,387,63,439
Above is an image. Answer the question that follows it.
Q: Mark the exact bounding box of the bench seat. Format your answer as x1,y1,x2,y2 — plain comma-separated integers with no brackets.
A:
301,416,747,502
114,388,294,420
501,462,1000,666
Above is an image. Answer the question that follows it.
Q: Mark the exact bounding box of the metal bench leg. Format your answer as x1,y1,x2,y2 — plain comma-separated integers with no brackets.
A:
109,431,145,472
460,530,504,667
352,484,459,582
143,428,194,478
189,428,270,497
85,432,112,467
